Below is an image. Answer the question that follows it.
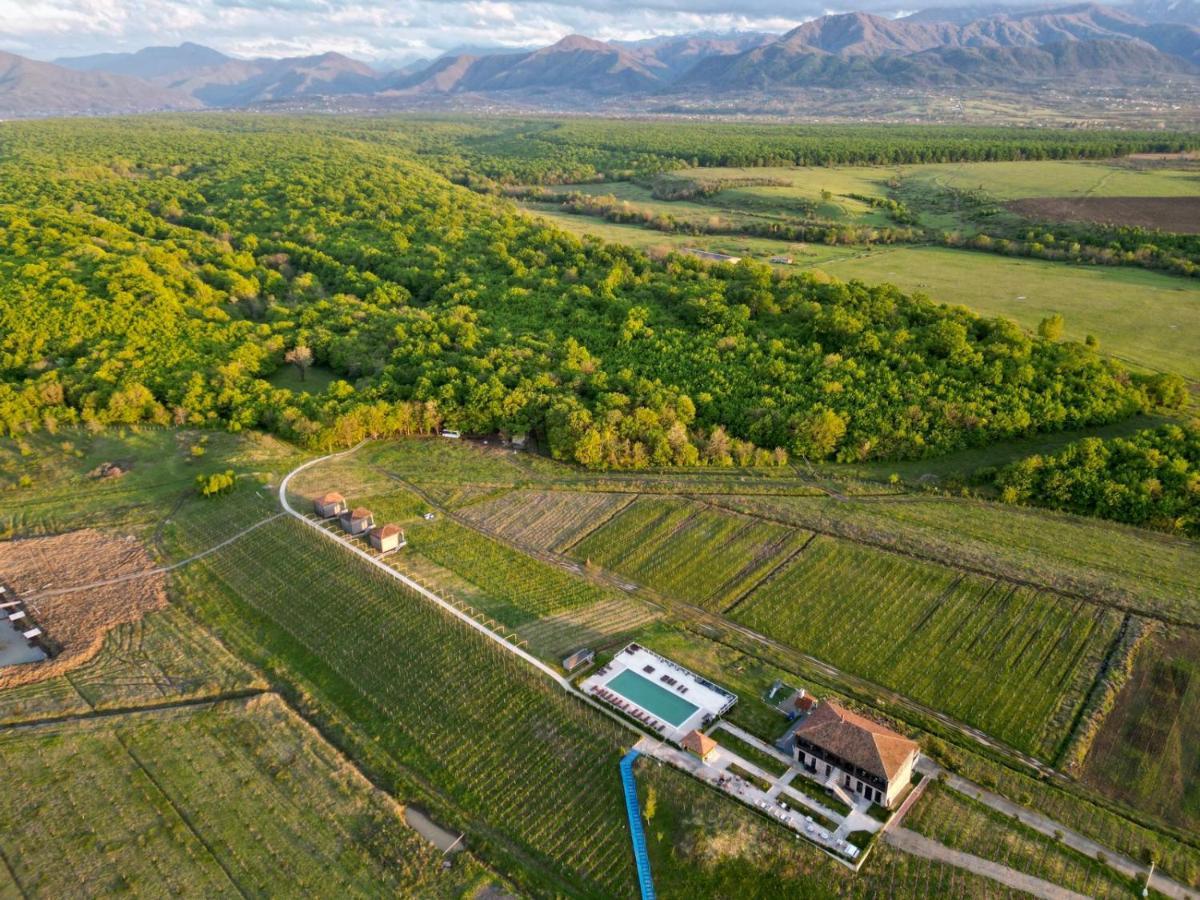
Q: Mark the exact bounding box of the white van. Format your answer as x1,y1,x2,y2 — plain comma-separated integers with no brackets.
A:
440,429,461,439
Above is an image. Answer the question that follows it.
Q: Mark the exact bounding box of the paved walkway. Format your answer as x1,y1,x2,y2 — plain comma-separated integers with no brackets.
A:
917,760,1197,900
885,827,1092,900
712,720,881,839
635,736,865,865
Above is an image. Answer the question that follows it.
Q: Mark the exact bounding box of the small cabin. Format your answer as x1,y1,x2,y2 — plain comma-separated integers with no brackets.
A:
340,507,375,536
562,648,594,672
369,523,406,553
314,491,347,518
681,730,719,763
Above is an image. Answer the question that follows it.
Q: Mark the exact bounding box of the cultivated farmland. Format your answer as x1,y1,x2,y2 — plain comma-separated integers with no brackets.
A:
1083,628,1200,834
516,596,663,658
459,489,635,552
180,516,636,897
572,498,811,611
405,517,616,627
0,695,490,898
732,537,1121,758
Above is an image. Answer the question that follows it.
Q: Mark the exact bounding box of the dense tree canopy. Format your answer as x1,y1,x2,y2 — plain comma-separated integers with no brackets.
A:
0,116,1170,468
993,424,1200,537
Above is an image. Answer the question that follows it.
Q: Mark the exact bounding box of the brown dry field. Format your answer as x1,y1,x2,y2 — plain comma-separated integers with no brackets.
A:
1007,196,1200,233
0,529,165,688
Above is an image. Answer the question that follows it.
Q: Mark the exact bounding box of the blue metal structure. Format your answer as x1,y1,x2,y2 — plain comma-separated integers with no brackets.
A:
620,749,656,900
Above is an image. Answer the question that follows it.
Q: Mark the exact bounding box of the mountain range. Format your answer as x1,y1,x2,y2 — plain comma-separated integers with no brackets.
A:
0,2,1194,117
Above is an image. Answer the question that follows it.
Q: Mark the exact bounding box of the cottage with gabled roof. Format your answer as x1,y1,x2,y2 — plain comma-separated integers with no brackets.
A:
792,701,919,808
339,506,374,536
314,491,347,518
680,729,719,763
368,523,405,552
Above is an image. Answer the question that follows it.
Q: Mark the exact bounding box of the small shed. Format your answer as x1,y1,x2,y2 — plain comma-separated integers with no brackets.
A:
314,491,347,518
562,648,594,672
369,523,406,553
681,730,718,763
340,507,375,536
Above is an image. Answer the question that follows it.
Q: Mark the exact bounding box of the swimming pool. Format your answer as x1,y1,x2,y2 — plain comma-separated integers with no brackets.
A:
607,669,699,727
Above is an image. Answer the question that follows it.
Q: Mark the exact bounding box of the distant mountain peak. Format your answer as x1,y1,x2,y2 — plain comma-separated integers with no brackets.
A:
547,34,614,52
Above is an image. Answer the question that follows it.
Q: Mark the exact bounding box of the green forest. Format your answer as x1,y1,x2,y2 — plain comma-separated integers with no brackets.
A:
0,117,1187,470
994,424,1200,537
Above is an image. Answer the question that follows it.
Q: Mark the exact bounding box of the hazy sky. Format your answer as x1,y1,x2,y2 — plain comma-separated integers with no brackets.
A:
0,0,998,62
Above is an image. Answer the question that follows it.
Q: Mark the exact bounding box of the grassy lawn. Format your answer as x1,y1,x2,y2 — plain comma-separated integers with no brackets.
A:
711,728,790,780
816,246,1200,379
0,426,300,540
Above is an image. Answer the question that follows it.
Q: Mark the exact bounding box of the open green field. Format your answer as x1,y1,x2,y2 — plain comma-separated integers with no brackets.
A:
178,515,636,897
0,696,490,898
903,159,1200,200
521,203,864,265
0,427,299,541
267,363,339,394
816,246,1200,378
904,782,1143,898
733,537,1119,759
1083,628,1200,835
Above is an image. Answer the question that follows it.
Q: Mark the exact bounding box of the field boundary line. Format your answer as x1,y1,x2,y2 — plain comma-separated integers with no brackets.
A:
0,840,26,900
279,446,648,739
115,732,250,899
556,492,638,554
721,530,816,616
0,688,270,733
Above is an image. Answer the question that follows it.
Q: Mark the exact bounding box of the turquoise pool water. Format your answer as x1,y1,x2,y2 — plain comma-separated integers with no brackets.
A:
607,669,699,727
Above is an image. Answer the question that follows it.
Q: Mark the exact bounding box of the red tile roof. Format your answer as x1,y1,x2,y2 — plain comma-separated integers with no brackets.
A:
371,524,403,539
319,491,345,503
681,730,718,757
348,507,371,519
793,701,918,782
795,695,816,712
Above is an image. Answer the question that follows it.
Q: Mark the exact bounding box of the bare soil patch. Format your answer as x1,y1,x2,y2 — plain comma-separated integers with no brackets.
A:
0,529,166,688
1007,196,1200,233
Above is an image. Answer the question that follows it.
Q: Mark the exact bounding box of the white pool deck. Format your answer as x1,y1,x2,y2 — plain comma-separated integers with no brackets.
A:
580,643,736,742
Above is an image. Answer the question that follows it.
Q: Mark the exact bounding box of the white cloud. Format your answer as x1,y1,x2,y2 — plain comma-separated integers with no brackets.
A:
0,0,990,61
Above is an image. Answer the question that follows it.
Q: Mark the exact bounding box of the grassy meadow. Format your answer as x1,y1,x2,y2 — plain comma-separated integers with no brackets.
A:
816,246,1200,378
